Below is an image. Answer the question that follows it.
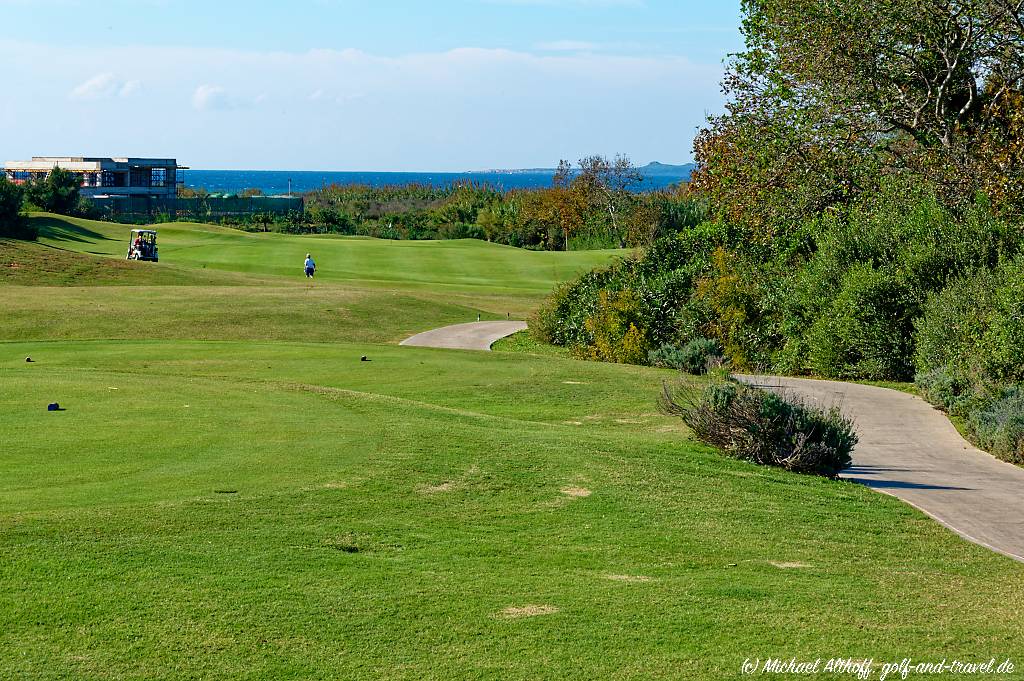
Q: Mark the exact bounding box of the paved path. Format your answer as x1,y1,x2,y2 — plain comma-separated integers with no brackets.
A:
400,321,528,351
738,375,1024,562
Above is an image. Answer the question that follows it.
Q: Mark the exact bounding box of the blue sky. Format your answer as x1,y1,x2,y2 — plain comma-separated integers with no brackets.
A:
0,0,743,171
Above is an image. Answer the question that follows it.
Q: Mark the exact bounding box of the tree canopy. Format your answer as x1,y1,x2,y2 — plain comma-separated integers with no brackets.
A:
0,176,32,240
693,0,1024,234
26,166,81,215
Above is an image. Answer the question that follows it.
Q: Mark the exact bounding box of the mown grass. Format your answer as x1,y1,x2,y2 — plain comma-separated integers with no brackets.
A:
28,214,620,294
1,218,1023,679
491,329,572,358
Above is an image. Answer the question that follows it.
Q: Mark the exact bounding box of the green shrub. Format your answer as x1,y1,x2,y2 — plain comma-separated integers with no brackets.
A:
805,264,916,380
966,386,1024,465
783,184,1019,380
915,258,1024,388
660,380,857,477
582,290,651,364
915,366,968,412
533,225,726,356
913,270,995,389
649,338,723,374
983,263,1024,383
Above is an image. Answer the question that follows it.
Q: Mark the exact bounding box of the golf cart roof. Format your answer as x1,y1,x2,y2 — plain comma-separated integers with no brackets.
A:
131,229,157,235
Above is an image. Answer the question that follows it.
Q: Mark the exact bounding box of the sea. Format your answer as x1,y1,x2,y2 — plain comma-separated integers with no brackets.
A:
184,170,690,196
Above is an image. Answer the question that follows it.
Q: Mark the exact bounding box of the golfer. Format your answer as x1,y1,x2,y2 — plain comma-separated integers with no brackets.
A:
304,253,316,278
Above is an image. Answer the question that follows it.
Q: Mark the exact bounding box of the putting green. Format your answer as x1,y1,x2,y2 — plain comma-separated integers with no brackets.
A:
1,219,1022,679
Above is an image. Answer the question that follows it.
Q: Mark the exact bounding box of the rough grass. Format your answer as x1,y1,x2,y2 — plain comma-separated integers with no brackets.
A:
1,217,1023,679
491,329,572,358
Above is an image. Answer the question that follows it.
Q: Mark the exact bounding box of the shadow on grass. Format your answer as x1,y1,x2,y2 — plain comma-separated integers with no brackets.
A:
30,216,113,244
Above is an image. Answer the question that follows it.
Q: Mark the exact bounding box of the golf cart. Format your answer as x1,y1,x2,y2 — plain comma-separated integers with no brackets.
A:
126,229,158,262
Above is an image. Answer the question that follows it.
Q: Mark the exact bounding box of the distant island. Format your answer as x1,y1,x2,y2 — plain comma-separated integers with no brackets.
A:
472,161,696,179
638,162,697,177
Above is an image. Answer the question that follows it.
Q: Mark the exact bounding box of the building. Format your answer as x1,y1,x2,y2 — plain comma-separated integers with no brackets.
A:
3,157,184,199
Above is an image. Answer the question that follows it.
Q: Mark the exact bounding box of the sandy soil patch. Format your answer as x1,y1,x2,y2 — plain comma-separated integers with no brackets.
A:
497,604,560,619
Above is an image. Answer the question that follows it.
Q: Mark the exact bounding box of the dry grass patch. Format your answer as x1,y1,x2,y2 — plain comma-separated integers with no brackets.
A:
604,574,652,583
561,487,592,498
419,481,456,494
768,561,812,569
496,605,560,619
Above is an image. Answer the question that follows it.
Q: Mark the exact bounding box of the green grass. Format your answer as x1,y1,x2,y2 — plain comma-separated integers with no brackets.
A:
491,330,572,358
1,218,1023,679
28,214,620,294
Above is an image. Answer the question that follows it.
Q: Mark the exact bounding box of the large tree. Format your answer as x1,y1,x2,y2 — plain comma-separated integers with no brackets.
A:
26,166,81,214
0,176,31,239
693,0,1024,234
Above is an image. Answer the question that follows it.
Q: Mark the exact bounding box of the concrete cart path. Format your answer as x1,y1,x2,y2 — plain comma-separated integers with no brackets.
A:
400,321,528,351
738,375,1024,563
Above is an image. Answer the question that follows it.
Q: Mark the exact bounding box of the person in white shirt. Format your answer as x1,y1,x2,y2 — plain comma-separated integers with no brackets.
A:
304,254,316,278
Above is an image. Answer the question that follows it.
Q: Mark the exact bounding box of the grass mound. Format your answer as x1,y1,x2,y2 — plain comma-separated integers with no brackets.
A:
0,238,245,287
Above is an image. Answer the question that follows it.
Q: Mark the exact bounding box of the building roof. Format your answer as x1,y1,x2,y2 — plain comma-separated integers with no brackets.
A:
4,157,180,171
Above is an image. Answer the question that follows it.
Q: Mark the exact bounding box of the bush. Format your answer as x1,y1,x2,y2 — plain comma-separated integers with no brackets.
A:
660,380,858,477
582,289,650,364
74,197,101,220
983,263,1024,383
648,344,686,370
913,270,995,389
915,366,968,412
915,257,1024,388
805,264,917,380
533,224,727,355
966,386,1024,465
649,337,723,374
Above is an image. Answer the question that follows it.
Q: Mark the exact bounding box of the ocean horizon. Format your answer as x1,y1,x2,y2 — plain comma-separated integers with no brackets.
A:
184,169,691,196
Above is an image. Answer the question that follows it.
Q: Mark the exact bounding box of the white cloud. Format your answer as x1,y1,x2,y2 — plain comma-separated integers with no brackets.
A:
309,88,325,101
69,72,141,100
119,80,142,97
192,84,234,111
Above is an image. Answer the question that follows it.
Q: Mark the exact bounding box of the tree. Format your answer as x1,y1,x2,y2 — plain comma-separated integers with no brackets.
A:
251,211,274,233
25,165,81,214
693,0,1024,231
0,175,30,239
572,155,643,246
